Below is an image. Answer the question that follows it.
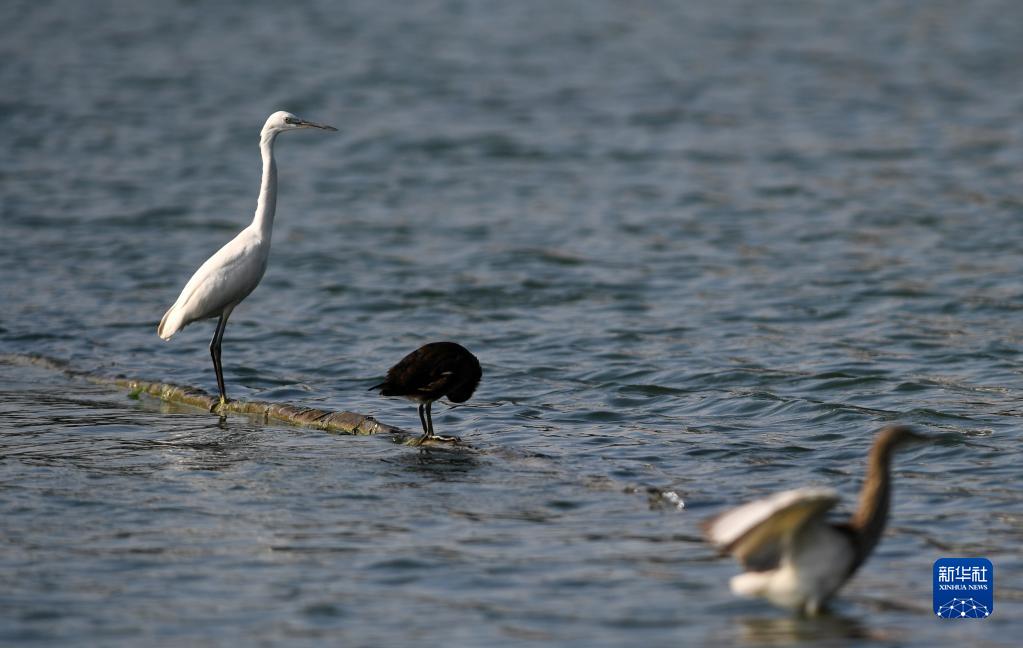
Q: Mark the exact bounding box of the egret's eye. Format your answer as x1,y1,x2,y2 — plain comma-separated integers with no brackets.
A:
284,117,298,125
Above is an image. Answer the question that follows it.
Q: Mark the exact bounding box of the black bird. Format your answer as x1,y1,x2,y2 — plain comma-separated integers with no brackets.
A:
371,342,482,444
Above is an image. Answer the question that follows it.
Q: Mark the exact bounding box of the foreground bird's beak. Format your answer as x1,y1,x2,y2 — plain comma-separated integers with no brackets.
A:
904,431,936,447
297,119,337,131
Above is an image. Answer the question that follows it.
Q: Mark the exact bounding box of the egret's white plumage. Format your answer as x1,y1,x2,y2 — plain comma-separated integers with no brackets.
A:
157,229,265,340
158,111,336,404
702,425,930,615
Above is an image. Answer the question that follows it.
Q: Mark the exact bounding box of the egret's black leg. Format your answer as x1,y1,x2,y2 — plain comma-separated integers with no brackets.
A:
210,311,229,407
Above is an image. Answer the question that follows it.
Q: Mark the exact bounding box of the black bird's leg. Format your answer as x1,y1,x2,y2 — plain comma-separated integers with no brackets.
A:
417,402,430,443
425,401,435,438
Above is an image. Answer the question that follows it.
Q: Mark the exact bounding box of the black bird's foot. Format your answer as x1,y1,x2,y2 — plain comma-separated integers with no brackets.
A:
414,434,461,447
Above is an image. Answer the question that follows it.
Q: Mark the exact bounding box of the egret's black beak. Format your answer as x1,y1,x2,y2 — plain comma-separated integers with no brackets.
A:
297,119,337,131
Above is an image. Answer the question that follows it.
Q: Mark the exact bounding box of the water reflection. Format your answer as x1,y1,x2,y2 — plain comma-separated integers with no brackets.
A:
390,443,485,478
730,612,895,645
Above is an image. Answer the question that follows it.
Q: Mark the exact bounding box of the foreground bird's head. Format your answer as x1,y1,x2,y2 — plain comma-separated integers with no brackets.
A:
871,424,930,462
262,111,337,136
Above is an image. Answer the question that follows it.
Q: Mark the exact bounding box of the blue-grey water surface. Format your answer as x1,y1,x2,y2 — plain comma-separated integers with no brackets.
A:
2,1,1022,645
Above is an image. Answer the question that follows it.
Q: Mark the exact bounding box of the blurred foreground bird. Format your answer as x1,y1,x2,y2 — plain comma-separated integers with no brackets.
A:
703,425,931,615
157,111,336,407
371,342,482,444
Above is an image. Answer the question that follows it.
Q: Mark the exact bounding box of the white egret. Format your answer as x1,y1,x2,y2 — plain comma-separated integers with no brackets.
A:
370,342,483,444
703,425,931,615
158,111,336,407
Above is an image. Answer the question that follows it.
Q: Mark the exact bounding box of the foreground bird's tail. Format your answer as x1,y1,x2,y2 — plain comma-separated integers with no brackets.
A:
730,572,771,598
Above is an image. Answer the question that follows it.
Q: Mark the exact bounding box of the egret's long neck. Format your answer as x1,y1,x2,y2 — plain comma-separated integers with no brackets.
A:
252,130,279,240
849,444,892,561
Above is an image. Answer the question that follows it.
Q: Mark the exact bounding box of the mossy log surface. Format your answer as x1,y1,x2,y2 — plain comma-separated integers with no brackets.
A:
119,376,397,435
3,354,446,445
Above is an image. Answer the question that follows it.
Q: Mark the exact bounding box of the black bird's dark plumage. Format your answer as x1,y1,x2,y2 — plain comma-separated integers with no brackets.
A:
371,341,482,443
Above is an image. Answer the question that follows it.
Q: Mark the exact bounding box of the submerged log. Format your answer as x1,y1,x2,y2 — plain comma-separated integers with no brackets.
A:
1,353,446,445
116,376,398,436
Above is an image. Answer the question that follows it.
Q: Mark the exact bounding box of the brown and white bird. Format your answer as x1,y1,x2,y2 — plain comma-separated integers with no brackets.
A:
371,342,482,444
702,425,930,615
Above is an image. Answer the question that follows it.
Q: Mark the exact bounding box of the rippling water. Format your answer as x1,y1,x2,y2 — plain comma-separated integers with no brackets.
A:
2,1,1022,645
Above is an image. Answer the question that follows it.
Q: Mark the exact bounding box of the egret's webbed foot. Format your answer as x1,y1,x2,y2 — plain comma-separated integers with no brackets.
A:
210,395,230,414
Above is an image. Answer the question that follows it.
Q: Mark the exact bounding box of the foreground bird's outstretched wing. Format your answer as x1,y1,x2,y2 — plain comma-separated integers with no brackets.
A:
702,487,839,572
